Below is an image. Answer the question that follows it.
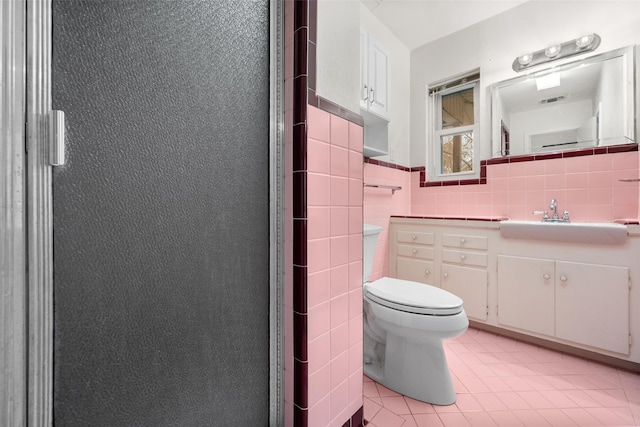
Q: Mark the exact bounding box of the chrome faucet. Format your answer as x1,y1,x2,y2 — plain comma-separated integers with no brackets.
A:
550,198,558,220
535,198,570,222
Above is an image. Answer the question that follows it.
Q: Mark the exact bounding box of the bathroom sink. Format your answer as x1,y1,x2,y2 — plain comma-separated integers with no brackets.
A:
500,220,628,245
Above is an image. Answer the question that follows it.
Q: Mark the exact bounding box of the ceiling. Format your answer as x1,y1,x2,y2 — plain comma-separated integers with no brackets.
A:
361,0,529,50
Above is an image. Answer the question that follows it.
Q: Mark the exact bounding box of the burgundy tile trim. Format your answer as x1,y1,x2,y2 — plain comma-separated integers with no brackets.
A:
534,152,563,161
294,406,308,426
416,143,639,188
294,0,308,29
293,313,308,361
293,124,307,171
294,28,308,78
293,266,308,314
608,143,638,153
615,219,640,225
485,157,510,165
563,148,594,157
292,171,307,219
308,88,318,109
391,215,507,221
410,166,426,172
308,0,317,43
293,219,307,266
315,96,365,126
308,41,316,92
364,158,411,171
292,1,312,425
509,154,535,163
293,76,308,124
351,406,364,427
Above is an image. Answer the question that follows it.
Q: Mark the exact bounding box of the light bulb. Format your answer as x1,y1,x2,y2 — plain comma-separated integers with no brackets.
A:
544,44,561,58
517,53,533,66
576,34,595,49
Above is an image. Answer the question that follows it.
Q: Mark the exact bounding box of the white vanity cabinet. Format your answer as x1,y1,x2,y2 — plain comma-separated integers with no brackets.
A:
389,219,495,322
359,30,389,120
498,255,630,355
441,235,489,321
395,230,435,285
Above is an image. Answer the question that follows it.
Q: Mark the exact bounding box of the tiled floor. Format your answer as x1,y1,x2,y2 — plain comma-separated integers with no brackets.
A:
364,327,640,427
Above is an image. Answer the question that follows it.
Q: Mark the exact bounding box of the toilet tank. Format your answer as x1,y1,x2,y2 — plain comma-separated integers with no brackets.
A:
363,224,382,282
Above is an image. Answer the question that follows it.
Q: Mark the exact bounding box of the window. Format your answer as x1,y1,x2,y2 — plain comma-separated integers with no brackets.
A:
428,72,480,181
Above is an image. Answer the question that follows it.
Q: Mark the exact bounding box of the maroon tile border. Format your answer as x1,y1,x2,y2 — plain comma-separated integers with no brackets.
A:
292,0,310,423
391,215,507,222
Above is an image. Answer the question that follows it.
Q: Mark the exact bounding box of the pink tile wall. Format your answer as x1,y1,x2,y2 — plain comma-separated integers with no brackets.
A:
410,152,640,222
306,106,364,427
363,163,412,281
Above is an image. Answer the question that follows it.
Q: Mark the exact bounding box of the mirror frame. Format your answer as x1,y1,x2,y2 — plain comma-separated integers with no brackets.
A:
491,45,636,158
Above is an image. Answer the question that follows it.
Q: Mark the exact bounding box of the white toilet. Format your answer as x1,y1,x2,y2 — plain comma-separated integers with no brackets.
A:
363,224,468,405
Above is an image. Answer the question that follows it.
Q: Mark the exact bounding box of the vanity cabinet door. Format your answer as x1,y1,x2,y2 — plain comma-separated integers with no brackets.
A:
397,258,435,285
441,264,487,321
555,261,629,355
497,255,555,337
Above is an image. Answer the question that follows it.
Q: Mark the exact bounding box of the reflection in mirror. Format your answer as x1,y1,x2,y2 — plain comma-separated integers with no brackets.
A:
491,46,635,157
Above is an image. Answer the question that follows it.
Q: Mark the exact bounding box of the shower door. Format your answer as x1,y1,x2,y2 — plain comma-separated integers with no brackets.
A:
51,1,273,425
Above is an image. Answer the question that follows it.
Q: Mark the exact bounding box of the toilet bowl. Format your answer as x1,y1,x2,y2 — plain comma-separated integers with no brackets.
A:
363,224,468,405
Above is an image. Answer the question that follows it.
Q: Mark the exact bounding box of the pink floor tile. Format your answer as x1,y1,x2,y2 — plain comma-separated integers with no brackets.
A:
412,413,445,427
363,328,638,427
511,409,554,427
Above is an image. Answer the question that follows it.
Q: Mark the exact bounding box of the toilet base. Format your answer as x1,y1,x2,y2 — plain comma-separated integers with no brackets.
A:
364,333,457,405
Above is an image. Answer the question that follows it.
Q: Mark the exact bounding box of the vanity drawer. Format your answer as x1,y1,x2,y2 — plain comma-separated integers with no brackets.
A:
397,244,435,260
443,249,488,267
397,231,435,246
397,258,435,285
442,234,488,250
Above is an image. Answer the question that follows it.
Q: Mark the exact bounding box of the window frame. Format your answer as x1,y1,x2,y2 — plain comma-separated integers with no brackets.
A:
428,78,480,182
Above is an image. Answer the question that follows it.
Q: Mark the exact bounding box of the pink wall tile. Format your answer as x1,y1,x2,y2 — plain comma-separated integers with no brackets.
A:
331,115,350,148
308,332,330,374
330,294,349,328
308,138,330,174
330,145,349,177
308,107,331,143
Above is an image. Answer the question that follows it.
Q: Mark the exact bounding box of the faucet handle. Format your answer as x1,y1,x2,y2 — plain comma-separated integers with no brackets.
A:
533,210,549,221
562,211,570,222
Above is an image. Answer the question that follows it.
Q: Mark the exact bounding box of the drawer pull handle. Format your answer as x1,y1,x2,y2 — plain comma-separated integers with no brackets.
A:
560,275,568,282
460,238,466,244
412,249,417,254
425,270,430,275
443,272,449,278
543,274,551,280
460,255,466,260
411,235,417,240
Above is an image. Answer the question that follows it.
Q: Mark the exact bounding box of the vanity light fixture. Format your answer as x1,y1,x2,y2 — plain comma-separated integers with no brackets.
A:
512,33,601,72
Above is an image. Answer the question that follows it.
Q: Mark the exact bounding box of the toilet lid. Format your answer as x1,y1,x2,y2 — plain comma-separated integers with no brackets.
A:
365,277,463,315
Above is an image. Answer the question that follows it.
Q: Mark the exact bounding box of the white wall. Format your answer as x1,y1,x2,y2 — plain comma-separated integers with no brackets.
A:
316,1,411,166
316,0,360,113
410,1,640,169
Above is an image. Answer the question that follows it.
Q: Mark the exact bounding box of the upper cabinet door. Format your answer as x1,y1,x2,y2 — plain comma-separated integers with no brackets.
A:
360,31,390,120
367,37,389,118
359,30,369,110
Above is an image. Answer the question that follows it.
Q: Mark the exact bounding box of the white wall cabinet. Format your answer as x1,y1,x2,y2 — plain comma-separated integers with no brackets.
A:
360,30,390,158
498,255,630,355
360,30,389,119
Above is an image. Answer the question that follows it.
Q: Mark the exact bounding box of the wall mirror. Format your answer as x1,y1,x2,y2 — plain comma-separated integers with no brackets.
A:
491,45,636,157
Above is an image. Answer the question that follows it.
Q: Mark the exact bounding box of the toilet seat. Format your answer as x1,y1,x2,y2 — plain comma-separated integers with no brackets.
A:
365,277,463,316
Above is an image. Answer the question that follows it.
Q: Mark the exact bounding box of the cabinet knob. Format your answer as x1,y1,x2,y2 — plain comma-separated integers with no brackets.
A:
460,238,466,244
443,272,449,278
411,235,417,240
425,270,430,275
460,254,466,260
543,274,551,280
560,275,568,282
412,249,417,254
